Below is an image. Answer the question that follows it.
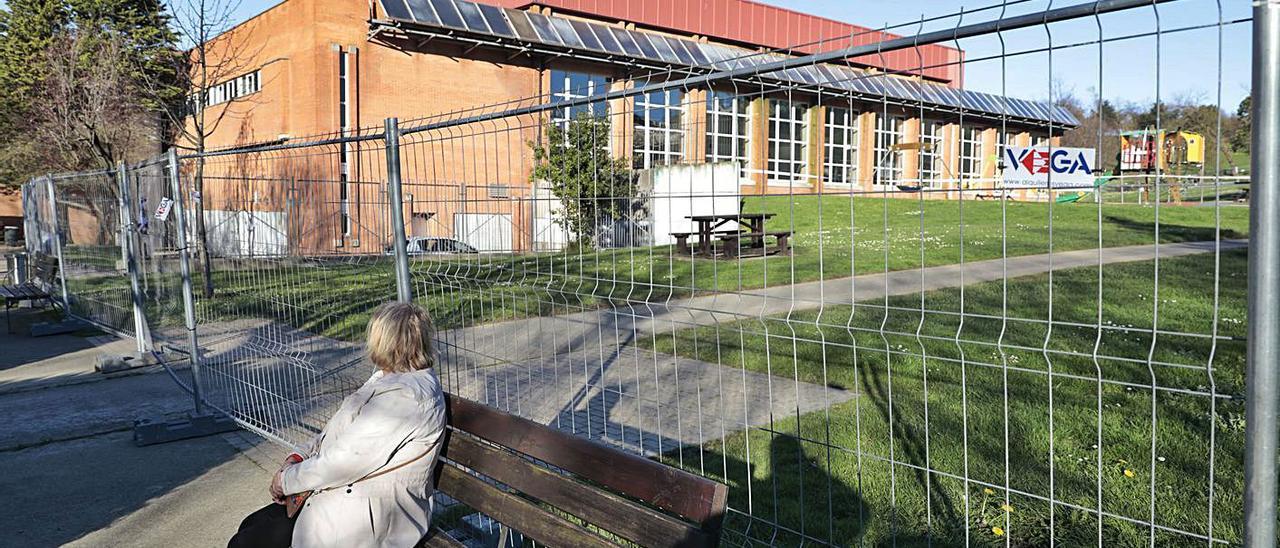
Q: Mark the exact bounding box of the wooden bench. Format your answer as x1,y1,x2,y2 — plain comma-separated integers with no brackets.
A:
716,231,793,257
671,230,744,256
420,394,729,548
1,255,59,333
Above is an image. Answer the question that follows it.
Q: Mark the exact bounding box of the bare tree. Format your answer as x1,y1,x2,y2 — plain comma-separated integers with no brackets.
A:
31,30,161,244
142,0,264,296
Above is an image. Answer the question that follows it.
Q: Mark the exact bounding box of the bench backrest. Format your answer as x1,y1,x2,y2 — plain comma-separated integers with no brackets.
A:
435,394,728,547
32,255,58,282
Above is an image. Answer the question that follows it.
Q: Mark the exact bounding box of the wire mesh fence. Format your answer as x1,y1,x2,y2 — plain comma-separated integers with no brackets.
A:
16,0,1278,545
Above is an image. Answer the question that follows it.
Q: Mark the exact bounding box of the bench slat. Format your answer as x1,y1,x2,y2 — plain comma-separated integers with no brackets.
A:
447,395,725,526
443,430,709,547
435,461,618,548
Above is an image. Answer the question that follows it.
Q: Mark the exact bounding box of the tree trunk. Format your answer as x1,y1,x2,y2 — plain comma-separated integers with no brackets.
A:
194,150,215,298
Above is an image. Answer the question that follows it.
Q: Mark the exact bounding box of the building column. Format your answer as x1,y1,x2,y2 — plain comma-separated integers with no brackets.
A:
684,89,707,165
858,111,876,191
981,128,999,185
942,123,960,199
902,117,921,185
609,79,633,163
749,97,768,195
809,105,825,194
1015,131,1032,200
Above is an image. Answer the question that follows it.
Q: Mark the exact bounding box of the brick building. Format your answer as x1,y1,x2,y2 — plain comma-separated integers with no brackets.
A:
189,0,1075,254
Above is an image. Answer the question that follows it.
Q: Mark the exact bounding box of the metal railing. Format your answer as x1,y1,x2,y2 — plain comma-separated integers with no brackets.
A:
18,0,1278,545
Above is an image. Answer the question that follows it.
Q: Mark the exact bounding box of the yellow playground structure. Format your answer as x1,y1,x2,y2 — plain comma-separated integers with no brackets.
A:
1118,128,1206,173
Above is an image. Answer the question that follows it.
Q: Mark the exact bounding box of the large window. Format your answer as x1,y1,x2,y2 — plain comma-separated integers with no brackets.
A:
633,89,684,169
918,119,943,185
823,107,859,186
550,70,608,128
767,100,808,185
873,114,905,185
338,51,351,237
959,125,984,181
705,91,750,175
996,129,1017,173
204,70,261,107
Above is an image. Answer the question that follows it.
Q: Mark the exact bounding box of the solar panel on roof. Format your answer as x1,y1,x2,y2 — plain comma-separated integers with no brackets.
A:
506,10,538,42
682,40,709,67
963,92,987,113
428,0,465,29
476,3,513,37
569,20,601,51
379,0,412,21
403,0,438,25
628,31,661,60
593,24,622,54
1012,99,1035,119
654,36,684,64
454,1,489,33
697,44,735,70
549,18,582,48
608,27,643,57
525,12,561,44
854,74,881,95
664,37,696,65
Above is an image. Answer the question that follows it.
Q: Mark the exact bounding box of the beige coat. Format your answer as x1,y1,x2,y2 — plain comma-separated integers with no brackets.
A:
280,368,447,547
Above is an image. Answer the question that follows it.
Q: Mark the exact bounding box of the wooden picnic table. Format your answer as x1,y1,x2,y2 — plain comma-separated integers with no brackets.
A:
675,213,777,257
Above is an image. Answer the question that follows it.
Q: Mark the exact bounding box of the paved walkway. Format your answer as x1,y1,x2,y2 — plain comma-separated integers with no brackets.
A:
448,239,1246,358
0,310,277,547
426,240,1244,454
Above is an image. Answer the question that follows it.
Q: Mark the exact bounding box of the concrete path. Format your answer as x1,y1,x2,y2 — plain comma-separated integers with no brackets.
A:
442,345,853,455
0,310,278,547
450,239,1247,357
430,239,1244,454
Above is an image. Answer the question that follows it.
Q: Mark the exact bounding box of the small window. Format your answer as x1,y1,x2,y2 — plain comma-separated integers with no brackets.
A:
488,184,511,199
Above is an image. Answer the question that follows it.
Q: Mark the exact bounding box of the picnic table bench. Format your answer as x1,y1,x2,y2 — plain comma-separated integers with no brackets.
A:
717,230,792,257
674,213,792,258
2,254,59,333
421,393,729,548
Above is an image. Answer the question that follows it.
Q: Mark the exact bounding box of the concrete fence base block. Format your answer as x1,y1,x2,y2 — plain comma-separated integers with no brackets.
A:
94,352,164,374
28,318,88,337
133,412,239,447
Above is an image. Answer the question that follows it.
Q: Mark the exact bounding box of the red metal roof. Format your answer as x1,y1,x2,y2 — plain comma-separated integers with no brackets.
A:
488,0,963,86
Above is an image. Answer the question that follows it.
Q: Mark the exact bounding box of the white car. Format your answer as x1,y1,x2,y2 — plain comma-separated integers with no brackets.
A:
386,237,478,255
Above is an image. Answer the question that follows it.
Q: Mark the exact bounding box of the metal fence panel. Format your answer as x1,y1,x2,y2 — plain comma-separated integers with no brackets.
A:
18,0,1275,545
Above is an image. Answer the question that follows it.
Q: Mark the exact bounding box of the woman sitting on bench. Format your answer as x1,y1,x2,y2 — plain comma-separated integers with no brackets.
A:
229,302,448,548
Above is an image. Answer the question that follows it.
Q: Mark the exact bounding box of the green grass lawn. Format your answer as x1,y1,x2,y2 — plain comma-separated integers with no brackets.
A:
643,250,1248,546
70,194,1247,343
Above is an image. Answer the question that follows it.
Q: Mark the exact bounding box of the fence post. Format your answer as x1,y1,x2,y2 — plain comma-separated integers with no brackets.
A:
1245,2,1280,547
385,117,413,303
43,175,70,310
167,149,207,415
116,161,152,353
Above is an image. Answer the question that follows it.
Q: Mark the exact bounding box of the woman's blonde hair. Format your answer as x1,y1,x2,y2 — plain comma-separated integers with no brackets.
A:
366,302,436,373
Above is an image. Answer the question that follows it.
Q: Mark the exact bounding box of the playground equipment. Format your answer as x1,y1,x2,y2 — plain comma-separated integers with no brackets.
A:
1117,128,1206,203
1118,128,1205,173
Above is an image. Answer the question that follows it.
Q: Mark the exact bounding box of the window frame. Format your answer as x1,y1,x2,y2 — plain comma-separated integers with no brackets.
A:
918,118,944,186
766,99,809,186
959,125,984,182
873,113,905,187
633,88,685,170
704,90,751,178
823,106,860,187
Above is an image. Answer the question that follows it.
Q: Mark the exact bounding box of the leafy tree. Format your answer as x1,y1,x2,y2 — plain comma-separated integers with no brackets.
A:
530,116,634,248
1231,95,1250,154
0,0,178,188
